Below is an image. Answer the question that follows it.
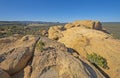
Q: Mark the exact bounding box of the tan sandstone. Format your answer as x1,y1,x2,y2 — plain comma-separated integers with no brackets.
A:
48,26,63,40
57,23,120,78
0,35,39,75
64,20,102,30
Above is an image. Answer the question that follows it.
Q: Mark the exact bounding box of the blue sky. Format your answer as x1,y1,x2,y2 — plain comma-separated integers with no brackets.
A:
0,0,120,22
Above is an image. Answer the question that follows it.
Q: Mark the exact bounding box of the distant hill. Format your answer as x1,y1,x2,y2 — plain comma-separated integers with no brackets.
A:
0,21,66,26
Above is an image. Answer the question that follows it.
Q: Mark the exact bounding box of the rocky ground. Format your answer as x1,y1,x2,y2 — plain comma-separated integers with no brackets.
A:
0,20,120,78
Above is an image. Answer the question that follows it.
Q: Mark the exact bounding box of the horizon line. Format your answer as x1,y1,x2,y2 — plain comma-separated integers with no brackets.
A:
0,20,120,23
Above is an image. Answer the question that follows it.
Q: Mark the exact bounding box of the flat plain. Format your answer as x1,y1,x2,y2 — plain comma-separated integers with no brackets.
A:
102,22,120,39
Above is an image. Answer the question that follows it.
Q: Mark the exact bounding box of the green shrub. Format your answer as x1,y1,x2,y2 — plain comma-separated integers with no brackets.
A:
36,40,45,51
87,53,109,69
85,26,91,29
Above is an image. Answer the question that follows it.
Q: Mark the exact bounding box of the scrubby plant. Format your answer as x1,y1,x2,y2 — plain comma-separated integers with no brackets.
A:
36,40,45,51
85,26,91,29
87,53,109,69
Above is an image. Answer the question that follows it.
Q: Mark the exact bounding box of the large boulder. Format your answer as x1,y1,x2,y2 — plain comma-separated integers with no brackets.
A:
30,37,105,78
48,26,63,40
58,26,120,78
0,47,33,75
48,20,103,40
64,20,102,30
0,35,39,75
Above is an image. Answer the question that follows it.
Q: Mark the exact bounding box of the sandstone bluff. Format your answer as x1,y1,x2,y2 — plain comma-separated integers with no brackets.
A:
0,20,120,78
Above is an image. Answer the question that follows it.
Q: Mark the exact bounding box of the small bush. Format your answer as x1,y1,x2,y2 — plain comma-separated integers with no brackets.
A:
85,26,91,29
36,40,45,51
87,53,109,69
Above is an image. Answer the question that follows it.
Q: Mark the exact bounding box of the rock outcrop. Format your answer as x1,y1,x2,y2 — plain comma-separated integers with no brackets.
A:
48,20,120,78
58,27,120,78
64,20,102,30
1,20,120,78
48,26,63,40
48,20,103,40
30,37,104,78
0,35,39,76
0,35,105,78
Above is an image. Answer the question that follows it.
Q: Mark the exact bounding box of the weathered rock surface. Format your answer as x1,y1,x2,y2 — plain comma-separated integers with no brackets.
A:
48,20,103,40
0,35,39,75
0,69,11,78
0,35,105,78
55,21,120,78
64,20,102,30
48,26,63,40
30,37,105,78
2,19,118,78
0,47,33,75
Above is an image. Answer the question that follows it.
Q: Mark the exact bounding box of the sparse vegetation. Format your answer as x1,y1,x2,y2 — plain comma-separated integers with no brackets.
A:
87,53,109,69
36,40,45,51
0,21,65,38
85,26,91,29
